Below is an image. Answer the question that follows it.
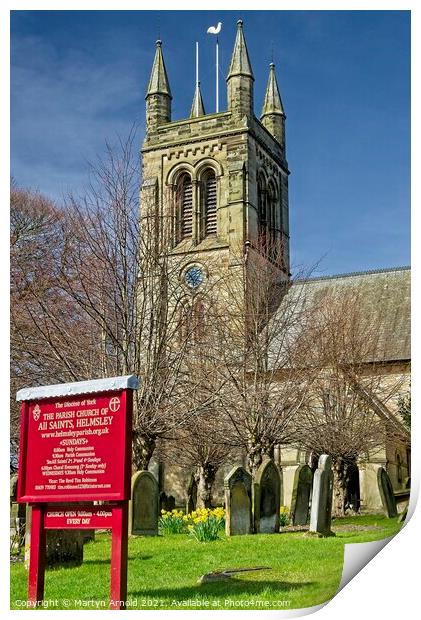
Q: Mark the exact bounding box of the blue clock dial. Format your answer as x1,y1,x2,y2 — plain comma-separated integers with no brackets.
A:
184,265,205,289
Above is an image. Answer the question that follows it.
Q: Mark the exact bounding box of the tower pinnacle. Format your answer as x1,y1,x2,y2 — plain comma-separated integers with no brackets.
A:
260,63,286,150
226,20,254,117
190,82,205,118
145,40,172,128
146,40,172,98
227,20,254,80
261,62,285,117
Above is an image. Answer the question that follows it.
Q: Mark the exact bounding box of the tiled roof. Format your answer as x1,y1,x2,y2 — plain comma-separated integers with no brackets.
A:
276,267,410,363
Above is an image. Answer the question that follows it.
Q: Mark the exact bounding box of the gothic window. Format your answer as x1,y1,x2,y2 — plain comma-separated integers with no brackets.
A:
178,300,191,342
396,452,403,484
176,173,193,240
258,176,268,252
267,182,278,260
192,299,206,339
177,298,206,342
201,170,217,237
267,183,275,250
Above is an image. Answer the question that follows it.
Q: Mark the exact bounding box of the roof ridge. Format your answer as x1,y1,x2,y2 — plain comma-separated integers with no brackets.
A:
295,265,411,283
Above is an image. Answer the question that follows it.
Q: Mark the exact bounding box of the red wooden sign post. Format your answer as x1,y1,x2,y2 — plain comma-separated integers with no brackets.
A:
16,375,139,610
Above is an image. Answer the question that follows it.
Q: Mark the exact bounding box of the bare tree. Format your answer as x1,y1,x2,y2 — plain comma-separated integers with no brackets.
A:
212,238,314,477
10,186,102,468
293,288,409,516
163,333,232,508
54,129,216,470
11,129,233,474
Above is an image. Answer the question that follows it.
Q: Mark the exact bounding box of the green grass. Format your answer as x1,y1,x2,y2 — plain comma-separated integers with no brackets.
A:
10,515,402,611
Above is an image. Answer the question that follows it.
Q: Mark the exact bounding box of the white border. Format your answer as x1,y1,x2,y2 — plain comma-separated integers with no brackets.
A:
2,2,418,619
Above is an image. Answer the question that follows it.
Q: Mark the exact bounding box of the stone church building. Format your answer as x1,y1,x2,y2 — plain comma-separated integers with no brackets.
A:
140,21,410,513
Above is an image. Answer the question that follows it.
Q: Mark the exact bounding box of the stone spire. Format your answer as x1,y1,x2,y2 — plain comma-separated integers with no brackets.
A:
145,40,172,128
146,40,171,97
190,82,205,118
260,63,286,150
226,20,254,117
261,62,284,118
227,19,254,80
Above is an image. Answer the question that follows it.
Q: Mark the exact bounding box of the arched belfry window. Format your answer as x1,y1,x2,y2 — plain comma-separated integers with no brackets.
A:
176,173,193,240
201,170,217,237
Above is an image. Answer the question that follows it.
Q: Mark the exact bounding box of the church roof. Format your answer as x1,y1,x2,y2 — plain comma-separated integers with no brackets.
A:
274,266,410,363
261,63,285,118
227,20,254,80
146,40,172,98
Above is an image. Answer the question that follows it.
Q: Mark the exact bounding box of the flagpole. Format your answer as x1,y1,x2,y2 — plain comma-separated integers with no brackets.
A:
196,41,199,116
216,36,219,113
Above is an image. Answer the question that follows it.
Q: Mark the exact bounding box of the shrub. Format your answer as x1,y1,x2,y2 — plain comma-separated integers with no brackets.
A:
187,507,225,542
158,509,186,535
279,505,290,527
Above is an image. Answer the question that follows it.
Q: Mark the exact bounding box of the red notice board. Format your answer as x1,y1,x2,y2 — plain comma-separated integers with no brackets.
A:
17,377,137,503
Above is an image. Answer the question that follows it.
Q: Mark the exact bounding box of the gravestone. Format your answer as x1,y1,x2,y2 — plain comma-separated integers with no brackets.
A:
309,454,335,537
10,474,26,533
46,531,84,566
10,474,18,504
224,466,252,536
82,530,95,543
253,459,281,533
186,474,198,514
160,491,175,513
24,506,84,568
377,467,398,518
129,471,159,536
291,465,313,526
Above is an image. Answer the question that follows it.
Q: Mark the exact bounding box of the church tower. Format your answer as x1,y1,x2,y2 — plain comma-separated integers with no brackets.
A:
141,20,290,307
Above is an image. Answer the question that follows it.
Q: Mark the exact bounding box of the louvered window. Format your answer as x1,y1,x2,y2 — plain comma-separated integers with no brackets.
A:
203,172,217,236
177,174,193,239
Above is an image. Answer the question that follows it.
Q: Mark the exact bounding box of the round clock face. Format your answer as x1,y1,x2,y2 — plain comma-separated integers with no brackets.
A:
184,265,205,289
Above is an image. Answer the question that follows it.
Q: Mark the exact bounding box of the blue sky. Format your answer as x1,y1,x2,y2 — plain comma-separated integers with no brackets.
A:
10,10,410,276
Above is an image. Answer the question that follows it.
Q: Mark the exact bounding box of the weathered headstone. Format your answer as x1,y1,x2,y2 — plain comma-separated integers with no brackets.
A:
377,467,398,518
253,459,281,533
10,474,26,533
24,506,84,568
160,491,175,513
186,474,198,514
82,530,95,543
309,455,335,537
291,465,313,525
129,471,159,536
224,466,252,536
10,501,26,532
46,531,84,566
10,474,18,503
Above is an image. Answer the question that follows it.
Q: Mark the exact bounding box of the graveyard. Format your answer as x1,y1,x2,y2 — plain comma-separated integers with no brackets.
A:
10,514,402,610
10,450,406,610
